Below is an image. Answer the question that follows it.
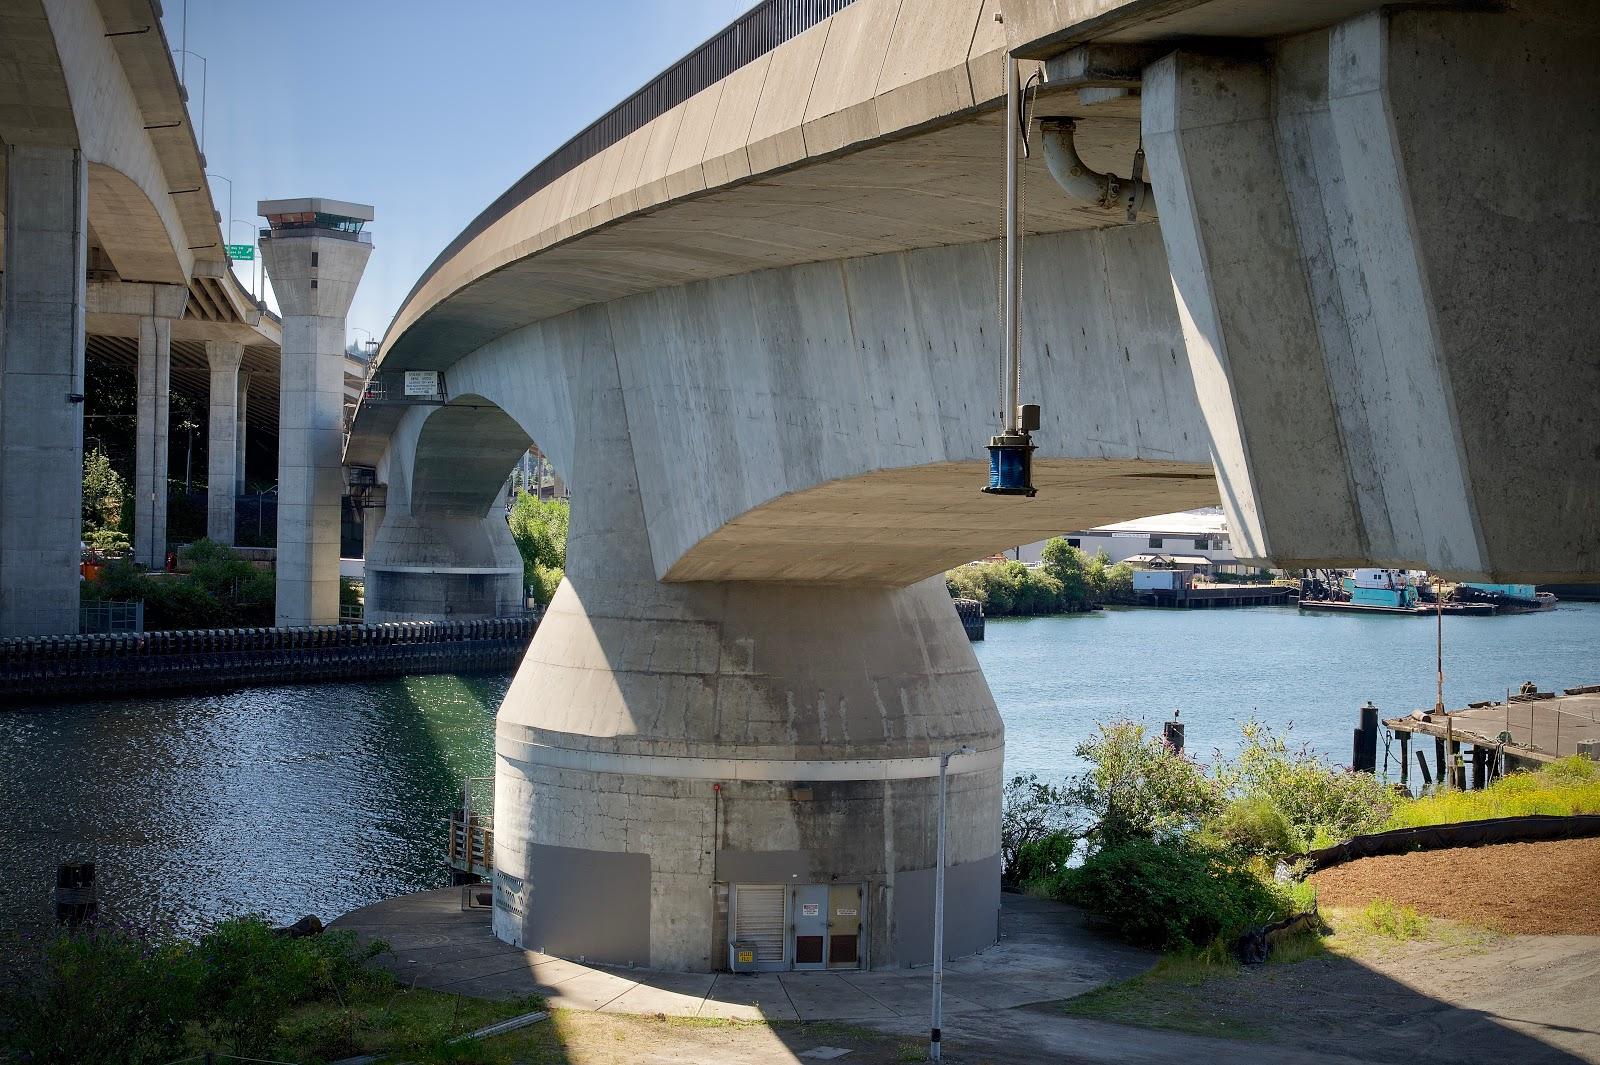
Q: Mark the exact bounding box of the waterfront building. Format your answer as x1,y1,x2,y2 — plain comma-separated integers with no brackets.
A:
1013,507,1256,574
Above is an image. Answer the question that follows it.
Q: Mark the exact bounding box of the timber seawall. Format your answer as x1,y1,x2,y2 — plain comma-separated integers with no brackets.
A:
0,617,538,705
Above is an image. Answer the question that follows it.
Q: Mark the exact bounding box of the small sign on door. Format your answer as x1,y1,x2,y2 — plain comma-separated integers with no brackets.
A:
801,902,820,917
836,907,857,916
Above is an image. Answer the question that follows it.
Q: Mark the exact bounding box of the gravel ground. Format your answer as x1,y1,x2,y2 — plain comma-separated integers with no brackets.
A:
1311,838,1600,934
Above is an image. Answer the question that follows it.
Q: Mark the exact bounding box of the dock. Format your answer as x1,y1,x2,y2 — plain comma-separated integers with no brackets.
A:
1383,686,1600,787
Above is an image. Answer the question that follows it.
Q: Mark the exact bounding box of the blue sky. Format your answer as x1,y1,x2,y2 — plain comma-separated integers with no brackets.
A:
164,1,753,347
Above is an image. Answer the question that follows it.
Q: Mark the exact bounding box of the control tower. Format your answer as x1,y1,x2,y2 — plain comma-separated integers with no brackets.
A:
258,198,373,627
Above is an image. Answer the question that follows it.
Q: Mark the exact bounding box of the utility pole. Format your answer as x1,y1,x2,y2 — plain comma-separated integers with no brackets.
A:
930,744,975,1062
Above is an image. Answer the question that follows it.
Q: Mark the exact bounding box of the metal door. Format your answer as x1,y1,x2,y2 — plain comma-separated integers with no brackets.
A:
731,884,788,971
791,884,828,969
827,883,863,968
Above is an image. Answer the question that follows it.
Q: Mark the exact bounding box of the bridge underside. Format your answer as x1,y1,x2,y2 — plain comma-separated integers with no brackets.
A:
354,0,1599,974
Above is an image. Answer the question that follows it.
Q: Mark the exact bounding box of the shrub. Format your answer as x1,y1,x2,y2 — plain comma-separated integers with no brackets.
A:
80,540,274,629
945,560,1064,616
1013,831,1077,887
83,528,132,556
195,919,378,1052
1071,721,1223,847
1205,793,1300,860
1353,899,1429,941
1063,838,1291,952
0,924,203,1065
1001,773,1078,881
1213,721,1393,850
0,918,388,1064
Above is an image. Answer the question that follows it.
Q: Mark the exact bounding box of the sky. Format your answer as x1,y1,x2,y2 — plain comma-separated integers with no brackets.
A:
162,0,754,349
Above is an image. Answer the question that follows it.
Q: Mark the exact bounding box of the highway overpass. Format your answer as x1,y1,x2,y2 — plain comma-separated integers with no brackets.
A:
1,0,287,635
343,0,1598,973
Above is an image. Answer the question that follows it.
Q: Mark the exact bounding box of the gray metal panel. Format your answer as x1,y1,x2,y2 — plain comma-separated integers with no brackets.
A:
716,849,813,883
522,843,650,966
892,852,1001,967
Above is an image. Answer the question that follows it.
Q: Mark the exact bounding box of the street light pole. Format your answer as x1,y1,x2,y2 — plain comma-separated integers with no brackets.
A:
175,51,208,154
930,743,975,1063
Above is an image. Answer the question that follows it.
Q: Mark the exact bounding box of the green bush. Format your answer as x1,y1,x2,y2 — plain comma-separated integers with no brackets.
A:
80,539,275,628
83,528,132,556
0,924,202,1065
945,560,1064,616
1013,831,1077,887
1071,721,1223,847
508,494,568,606
1213,721,1394,850
1001,773,1078,881
1063,838,1291,952
1204,793,1300,860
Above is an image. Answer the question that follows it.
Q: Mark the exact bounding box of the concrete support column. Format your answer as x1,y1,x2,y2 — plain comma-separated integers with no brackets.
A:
491,331,1004,972
133,316,173,569
205,341,244,544
1142,4,1600,580
0,144,87,636
234,372,250,495
258,200,374,626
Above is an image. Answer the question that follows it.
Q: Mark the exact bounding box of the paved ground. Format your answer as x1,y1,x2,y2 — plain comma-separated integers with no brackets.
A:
329,889,1155,1023
331,890,1600,1063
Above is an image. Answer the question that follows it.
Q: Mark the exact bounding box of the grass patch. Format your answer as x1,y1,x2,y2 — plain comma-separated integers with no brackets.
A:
1386,756,1600,829
1351,900,1429,941
1062,955,1269,1040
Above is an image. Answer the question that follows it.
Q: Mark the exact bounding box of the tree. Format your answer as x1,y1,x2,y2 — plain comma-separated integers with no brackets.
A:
1001,773,1078,883
1040,538,1092,610
83,446,127,531
508,493,569,605
1071,720,1223,849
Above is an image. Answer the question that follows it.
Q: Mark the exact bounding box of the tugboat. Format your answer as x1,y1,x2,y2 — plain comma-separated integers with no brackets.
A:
1298,568,1496,617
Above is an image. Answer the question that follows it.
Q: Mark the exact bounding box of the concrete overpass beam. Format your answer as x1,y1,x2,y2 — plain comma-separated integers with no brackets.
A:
0,144,87,636
205,340,244,544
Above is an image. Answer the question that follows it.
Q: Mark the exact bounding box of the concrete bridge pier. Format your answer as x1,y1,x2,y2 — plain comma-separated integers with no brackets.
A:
259,198,374,626
0,144,87,636
491,348,1004,972
1142,4,1600,581
205,340,245,544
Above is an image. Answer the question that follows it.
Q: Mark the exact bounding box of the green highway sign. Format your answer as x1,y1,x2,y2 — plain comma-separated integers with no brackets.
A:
226,244,255,261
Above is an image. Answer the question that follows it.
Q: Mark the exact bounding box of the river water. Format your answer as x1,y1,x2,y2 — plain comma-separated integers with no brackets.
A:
2,602,1595,938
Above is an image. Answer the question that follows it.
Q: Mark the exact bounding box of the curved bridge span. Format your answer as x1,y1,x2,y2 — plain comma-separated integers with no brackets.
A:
344,0,1600,973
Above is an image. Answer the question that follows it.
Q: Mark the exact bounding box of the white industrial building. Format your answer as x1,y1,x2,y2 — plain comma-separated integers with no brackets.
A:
1014,507,1254,572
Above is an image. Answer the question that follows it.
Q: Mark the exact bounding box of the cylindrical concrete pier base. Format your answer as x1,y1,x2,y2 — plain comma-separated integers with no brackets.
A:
492,569,1004,972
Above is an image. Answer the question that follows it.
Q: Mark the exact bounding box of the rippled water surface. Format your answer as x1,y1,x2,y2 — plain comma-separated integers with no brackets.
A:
2,602,1595,936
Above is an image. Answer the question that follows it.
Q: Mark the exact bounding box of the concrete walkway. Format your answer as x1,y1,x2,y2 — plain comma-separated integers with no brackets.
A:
329,889,1153,1022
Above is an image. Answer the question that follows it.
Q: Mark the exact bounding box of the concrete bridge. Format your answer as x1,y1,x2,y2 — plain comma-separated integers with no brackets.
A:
346,0,1598,973
1,0,284,636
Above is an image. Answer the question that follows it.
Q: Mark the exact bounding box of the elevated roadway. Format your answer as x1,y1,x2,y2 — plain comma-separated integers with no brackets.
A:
1,0,283,634
346,0,1597,975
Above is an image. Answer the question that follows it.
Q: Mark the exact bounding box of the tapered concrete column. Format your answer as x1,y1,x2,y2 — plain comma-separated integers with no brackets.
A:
234,372,250,495
1142,4,1600,580
492,330,1004,972
133,316,173,569
205,341,244,543
0,145,87,636
258,198,374,626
